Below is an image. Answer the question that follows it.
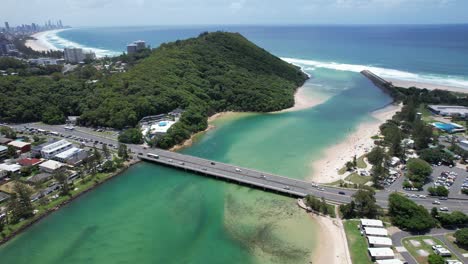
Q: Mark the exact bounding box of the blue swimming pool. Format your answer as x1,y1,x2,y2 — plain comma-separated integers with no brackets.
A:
433,122,461,132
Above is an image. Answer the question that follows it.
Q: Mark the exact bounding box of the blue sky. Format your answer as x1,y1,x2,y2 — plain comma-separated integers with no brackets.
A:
2,0,467,26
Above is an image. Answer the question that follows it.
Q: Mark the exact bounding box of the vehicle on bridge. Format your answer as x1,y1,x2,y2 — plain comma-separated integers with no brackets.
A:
147,153,159,159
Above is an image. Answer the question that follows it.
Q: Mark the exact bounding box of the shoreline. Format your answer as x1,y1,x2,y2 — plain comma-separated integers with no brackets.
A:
0,159,139,246
309,103,402,184
25,30,64,52
312,214,351,264
387,78,468,94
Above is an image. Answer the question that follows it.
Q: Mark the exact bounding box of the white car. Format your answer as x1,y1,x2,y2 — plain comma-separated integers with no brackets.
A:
439,207,449,211
432,245,444,250
432,200,441,205
235,168,241,172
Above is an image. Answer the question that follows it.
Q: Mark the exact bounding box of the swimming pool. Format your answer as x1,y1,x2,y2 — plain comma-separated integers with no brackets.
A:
432,122,463,132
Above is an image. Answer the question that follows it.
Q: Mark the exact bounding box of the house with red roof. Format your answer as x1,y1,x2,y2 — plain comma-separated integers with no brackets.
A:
18,158,43,167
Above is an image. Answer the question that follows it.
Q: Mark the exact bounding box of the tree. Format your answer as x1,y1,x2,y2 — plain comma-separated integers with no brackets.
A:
438,211,468,227
101,160,116,172
431,207,439,218
102,144,110,159
117,144,129,160
0,126,16,138
454,228,468,247
352,155,357,167
352,189,381,219
427,253,444,264
428,186,449,197
118,128,143,144
371,164,387,189
345,161,354,171
8,182,34,223
388,193,436,231
367,146,385,166
6,145,17,158
420,148,454,165
53,169,70,196
93,148,103,165
406,158,432,184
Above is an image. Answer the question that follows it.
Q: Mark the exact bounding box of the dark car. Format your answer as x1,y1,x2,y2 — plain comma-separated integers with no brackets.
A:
211,162,216,165
338,191,346,195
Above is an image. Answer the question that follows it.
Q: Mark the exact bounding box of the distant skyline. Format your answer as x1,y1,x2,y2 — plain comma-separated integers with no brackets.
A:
2,0,468,27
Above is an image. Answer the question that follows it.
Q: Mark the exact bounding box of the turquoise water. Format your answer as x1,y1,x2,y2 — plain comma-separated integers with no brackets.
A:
0,66,391,263
3,25,462,262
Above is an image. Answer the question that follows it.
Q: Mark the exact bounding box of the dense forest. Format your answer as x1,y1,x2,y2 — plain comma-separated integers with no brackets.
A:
0,32,308,148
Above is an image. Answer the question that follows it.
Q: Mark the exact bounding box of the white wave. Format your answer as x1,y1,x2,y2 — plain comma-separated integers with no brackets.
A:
41,29,120,58
282,57,468,89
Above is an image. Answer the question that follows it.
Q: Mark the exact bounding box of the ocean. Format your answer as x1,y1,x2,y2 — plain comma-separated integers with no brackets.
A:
1,25,467,263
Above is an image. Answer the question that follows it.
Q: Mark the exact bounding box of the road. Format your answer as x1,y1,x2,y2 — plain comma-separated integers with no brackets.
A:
10,123,468,213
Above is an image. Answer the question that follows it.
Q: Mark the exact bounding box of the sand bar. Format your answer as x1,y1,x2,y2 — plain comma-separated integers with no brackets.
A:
276,83,330,113
387,78,468,94
309,103,402,183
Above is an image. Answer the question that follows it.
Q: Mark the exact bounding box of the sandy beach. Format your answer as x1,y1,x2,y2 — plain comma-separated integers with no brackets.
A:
25,30,62,52
309,103,402,183
387,78,468,94
276,84,330,113
312,214,351,264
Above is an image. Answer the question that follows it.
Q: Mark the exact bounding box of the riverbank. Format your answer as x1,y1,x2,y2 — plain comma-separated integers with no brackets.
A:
312,214,352,264
25,30,62,52
309,103,402,183
0,158,138,246
276,83,330,113
387,78,468,94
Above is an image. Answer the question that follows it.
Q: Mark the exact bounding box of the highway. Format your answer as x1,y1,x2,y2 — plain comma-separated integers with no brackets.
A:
10,123,468,213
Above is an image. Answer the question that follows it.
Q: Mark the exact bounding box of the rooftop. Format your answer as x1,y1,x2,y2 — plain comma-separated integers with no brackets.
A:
367,236,393,246
8,141,31,148
368,247,395,257
364,227,388,236
54,147,83,159
375,259,404,264
18,158,43,167
0,163,21,172
27,172,52,183
39,160,64,170
360,219,384,227
41,140,72,154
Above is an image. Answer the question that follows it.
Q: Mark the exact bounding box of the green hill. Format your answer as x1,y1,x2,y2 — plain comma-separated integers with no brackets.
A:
0,32,308,148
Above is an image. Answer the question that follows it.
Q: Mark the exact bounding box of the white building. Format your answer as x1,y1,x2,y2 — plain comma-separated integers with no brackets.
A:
53,147,87,165
428,105,468,117
364,227,388,237
367,236,393,248
375,259,404,264
0,145,7,157
41,140,73,159
0,163,21,173
360,219,384,228
39,160,64,173
368,248,395,260
64,48,95,63
0,169,8,179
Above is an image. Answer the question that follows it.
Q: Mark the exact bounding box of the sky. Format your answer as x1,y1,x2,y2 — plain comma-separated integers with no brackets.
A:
1,0,468,27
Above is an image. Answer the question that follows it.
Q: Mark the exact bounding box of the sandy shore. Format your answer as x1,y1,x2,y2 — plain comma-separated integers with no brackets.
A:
387,78,468,94
169,112,238,151
276,84,330,113
309,103,402,183
25,30,61,52
312,214,351,264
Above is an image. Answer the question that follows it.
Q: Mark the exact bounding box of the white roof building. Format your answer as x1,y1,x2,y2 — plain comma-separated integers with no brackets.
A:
364,227,388,237
368,248,395,260
7,141,30,149
375,259,404,264
39,160,64,173
40,140,73,159
360,219,384,228
0,163,21,173
367,236,393,247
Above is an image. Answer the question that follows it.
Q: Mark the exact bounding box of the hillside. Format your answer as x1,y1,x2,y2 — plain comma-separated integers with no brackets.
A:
0,32,308,148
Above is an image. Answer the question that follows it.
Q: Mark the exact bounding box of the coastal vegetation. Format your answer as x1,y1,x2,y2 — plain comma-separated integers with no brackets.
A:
454,228,468,248
339,188,381,219
0,32,307,149
388,193,436,232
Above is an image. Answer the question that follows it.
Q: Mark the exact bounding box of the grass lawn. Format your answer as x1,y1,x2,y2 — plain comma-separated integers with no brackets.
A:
343,220,373,264
345,173,372,185
445,233,468,254
357,155,367,169
418,104,437,123
403,235,461,264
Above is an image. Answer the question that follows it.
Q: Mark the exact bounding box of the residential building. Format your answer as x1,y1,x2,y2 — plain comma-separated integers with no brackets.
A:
360,219,384,228
0,163,21,174
31,140,57,158
28,58,64,65
363,227,388,237
64,48,94,63
368,248,395,260
134,40,146,50
27,172,52,183
0,145,7,157
0,169,8,179
126,44,137,54
53,147,88,165
39,160,64,173
7,141,31,153
18,158,43,167
40,140,72,159
367,236,393,248
0,137,13,145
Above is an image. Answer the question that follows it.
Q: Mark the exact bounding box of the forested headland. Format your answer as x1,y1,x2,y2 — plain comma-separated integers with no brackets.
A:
0,32,308,148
